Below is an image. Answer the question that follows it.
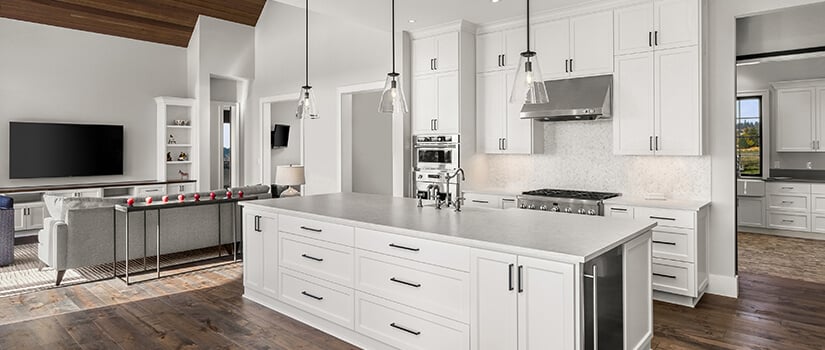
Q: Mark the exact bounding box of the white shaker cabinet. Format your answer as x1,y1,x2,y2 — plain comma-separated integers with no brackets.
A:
413,32,459,75
614,52,655,155
476,27,526,73
533,19,570,80
614,2,654,55
774,87,816,152
476,70,542,154
14,203,45,231
243,209,278,297
470,250,575,350
532,10,613,80
614,0,698,55
738,197,766,228
412,72,460,134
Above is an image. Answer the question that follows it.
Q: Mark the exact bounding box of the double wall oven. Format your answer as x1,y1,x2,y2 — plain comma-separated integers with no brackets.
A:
412,135,459,201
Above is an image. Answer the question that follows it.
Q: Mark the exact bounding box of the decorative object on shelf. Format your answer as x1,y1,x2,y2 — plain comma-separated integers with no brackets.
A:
145,197,153,204
177,152,188,161
178,169,189,180
173,119,186,126
509,0,549,105
209,192,216,200
184,120,190,126
275,165,306,197
378,0,408,114
168,134,177,144
126,198,135,206
178,194,185,202
162,195,169,203
193,193,201,201
166,152,172,162
226,191,233,199
238,190,244,199
296,0,319,120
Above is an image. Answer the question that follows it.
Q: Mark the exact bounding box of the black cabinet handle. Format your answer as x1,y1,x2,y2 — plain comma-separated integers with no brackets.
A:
254,216,261,232
654,31,659,46
653,272,676,279
653,240,677,246
434,58,438,70
508,263,515,291
502,198,515,202
649,216,676,221
472,200,489,204
569,58,573,72
389,243,420,252
300,226,323,233
390,277,421,288
565,59,569,73
517,265,524,293
610,208,628,212
301,291,323,300
650,136,653,151
649,31,652,47
655,136,659,151
301,254,324,262
390,323,421,336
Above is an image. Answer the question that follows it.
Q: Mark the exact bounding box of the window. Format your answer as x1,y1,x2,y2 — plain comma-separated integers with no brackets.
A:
736,96,762,177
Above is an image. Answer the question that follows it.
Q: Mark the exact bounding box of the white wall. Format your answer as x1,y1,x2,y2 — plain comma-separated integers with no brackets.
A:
270,100,303,177
737,2,825,56
709,0,825,298
465,122,712,200
210,78,239,102
249,1,392,195
351,91,393,195
737,57,825,170
0,18,187,187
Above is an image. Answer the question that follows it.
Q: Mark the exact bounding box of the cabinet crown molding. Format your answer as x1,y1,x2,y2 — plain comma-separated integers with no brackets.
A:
475,0,636,34
771,78,825,90
408,20,477,40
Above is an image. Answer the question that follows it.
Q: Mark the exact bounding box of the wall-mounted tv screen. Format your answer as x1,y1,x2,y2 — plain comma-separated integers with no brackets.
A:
9,122,124,179
271,124,290,148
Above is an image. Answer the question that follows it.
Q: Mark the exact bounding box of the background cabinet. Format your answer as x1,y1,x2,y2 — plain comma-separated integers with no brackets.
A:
412,73,460,134
14,203,44,231
614,0,698,55
738,197,765,228
413,32,459,75
533,10,613,80
476,71,542,154
773,83,820,152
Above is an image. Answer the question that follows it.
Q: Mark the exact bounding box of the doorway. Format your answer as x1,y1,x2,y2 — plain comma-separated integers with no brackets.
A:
213,102,239,189
260,94,305,194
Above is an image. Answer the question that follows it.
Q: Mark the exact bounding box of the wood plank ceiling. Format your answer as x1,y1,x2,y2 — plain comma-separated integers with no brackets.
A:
0,0,267,47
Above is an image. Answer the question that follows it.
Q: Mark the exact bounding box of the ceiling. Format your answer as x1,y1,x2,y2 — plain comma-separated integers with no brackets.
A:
0,0,267,47
276,0,594,31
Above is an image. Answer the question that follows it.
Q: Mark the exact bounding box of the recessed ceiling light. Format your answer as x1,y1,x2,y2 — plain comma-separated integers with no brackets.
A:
408,19,416,23
492,0,501,2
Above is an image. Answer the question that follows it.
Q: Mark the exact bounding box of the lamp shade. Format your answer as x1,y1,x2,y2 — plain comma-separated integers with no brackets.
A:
275,165,306,186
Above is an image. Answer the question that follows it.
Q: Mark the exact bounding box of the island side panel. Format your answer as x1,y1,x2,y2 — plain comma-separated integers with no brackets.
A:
624,230,653,350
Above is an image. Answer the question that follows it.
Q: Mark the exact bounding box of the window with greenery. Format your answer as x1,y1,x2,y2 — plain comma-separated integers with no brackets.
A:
736,96,762,177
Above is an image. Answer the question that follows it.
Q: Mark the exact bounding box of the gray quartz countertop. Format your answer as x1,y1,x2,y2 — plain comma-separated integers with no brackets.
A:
604,197,711,211
240,193,656,263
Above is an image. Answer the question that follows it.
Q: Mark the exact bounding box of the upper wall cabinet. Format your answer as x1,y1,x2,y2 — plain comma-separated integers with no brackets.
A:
476,27,526,73
772,79,825,152
614,0,699,55
534,10,614,80
413,32,459,75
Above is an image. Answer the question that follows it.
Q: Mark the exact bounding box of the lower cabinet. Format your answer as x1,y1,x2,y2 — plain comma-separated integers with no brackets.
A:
14,203,45,231
737,196,765,227
470,249,575,350
280,268,355,329
463,192,518,210
243,209,278,296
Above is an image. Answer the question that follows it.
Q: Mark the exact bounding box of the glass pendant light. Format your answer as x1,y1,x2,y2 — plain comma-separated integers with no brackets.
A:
509,0,549,105
297,0,319,119
378,0,408,114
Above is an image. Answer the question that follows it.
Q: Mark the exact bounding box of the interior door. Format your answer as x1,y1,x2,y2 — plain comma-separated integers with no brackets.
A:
775,88,815,152
613,52,655,155
655,45,701,156
412,36,436,75
614,2,654,55
517,256,576,350
435,72,460,133
470,249,518,350
412,75,437,134
504,70,534,154
533,19,570,80
435,32,459,72
570,10,614,77
477,32,503,73
654,0,698,50
477,72,506,154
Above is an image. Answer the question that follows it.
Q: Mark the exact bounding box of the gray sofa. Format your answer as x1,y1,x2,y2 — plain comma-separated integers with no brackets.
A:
38,185,271,285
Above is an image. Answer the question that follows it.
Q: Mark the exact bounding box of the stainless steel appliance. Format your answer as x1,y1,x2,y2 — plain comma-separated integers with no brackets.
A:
520,75,612,122
517,189,620,216
413,170,456,202
584,246,624,350
413,134,460,171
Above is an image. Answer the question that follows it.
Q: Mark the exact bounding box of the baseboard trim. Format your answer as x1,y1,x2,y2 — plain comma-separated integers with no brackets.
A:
706,274,738,298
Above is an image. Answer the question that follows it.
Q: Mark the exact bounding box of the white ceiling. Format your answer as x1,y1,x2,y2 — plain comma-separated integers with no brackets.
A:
274,0,595,31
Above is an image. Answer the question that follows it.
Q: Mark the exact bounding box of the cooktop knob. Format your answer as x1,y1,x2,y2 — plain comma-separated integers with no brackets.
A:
577,208,587,215
563,207,573,213
520,203,527,209
539,205,548,211
551,206,560,212
587,209,597,215
528,204,536,210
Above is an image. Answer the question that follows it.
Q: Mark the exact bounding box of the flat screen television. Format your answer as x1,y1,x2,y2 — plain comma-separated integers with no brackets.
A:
9,122,124,179
271,124,290,148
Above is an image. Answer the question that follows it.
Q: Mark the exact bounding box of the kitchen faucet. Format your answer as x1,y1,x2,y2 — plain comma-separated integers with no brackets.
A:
426,184,444,209
445,168,466,212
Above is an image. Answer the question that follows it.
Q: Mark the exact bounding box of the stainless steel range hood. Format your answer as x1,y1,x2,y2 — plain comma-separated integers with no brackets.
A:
520,74,612,122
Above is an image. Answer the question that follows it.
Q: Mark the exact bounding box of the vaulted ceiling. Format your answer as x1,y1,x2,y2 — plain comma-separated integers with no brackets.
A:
0,0,267,47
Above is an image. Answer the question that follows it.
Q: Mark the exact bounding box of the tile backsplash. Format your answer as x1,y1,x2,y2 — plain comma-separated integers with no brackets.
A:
464,120,712,200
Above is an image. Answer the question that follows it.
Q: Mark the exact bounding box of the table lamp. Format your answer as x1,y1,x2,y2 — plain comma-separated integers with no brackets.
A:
276,165,305,197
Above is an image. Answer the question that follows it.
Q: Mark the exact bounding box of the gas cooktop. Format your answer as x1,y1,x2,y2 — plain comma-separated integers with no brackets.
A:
521,189,621,201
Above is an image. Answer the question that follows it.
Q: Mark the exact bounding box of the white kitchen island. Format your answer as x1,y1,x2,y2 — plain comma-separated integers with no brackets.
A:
240,193,655,350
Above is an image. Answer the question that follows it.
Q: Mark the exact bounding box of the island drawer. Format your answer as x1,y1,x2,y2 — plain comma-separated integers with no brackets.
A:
279,268,354,329
279,215,354,246
651,227,694,263
280,233,354,287
634,207,695,229
356,228,470,272
355,249,469,323
767,182,811,195
354,292,469,350
651,258,695,297
766,194,809,212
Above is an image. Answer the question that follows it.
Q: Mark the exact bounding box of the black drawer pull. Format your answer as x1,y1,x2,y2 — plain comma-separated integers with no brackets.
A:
653,273,677,279
390,323,421,336
390,277,421,288
301,291,323,300
301,254,324,262
610,208,628,212
649,216,676,221
653,240,677,246
300,226,323,233
389,243,420,252
502,199,515,202
781,219,795,223
471,200,489,204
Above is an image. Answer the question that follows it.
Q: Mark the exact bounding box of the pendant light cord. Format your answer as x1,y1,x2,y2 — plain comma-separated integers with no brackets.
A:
391,0,396,74
526,0,531,52
305,0,309,87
